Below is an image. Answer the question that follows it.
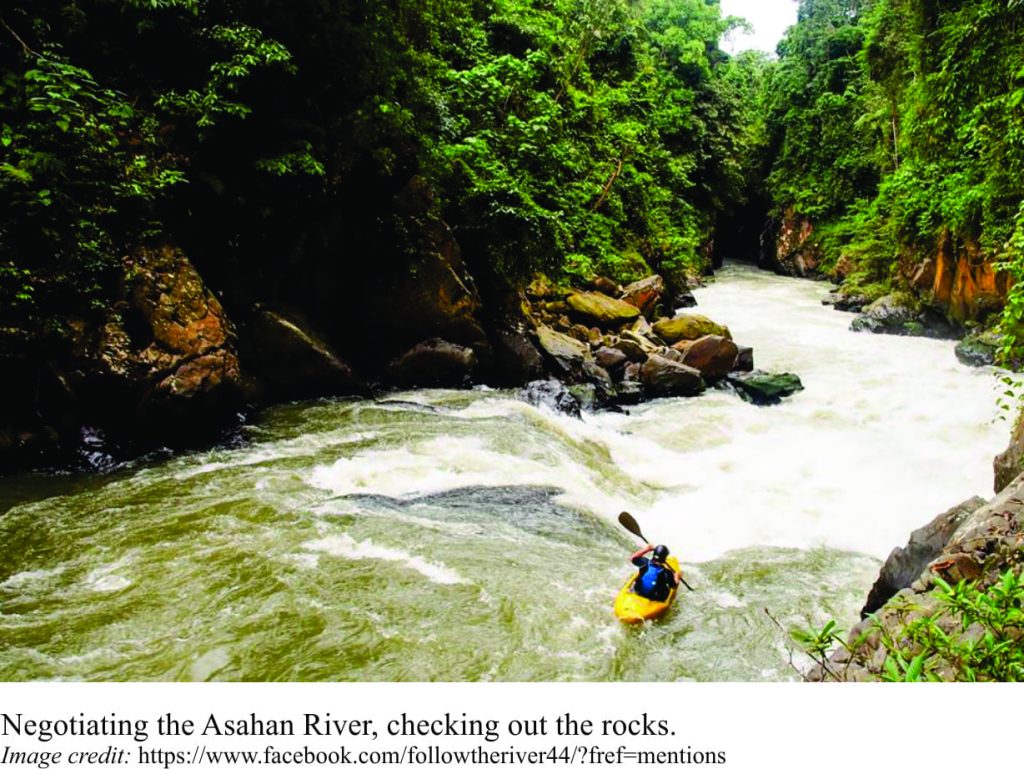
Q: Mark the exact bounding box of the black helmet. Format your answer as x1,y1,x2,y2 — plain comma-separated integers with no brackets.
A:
653,544,669,561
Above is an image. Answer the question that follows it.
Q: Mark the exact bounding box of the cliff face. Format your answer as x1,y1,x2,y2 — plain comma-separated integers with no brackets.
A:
763,208,822,278
907,230,1010,326
0,244,245,469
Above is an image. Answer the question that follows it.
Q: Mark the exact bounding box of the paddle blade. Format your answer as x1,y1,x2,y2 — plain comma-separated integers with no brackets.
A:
618,511,648,544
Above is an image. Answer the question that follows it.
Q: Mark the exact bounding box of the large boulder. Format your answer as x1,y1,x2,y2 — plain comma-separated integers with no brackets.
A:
92,244,245,435
567,292,641,327
619,275,664,318
850,295,958,339
861,496,986,618
385,338,477,387
653,314,731,345
678,335,738,382
954,330,1001,368
640,355,705,397
535,326,591,379
724,370,803,405
243,307,362,399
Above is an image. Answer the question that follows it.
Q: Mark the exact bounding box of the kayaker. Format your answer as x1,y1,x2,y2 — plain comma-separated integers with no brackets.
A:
630,543,681,601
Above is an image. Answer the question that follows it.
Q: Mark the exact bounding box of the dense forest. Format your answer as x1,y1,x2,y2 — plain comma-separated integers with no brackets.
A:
1,0,1023,464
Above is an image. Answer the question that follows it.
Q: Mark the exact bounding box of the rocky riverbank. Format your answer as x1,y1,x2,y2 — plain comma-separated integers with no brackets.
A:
0,186,804,472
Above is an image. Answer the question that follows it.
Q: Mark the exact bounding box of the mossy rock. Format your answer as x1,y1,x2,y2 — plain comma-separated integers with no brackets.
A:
652,314,731,344
566,291,641,326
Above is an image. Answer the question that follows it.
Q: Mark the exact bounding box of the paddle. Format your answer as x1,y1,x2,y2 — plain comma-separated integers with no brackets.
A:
618,511,694,592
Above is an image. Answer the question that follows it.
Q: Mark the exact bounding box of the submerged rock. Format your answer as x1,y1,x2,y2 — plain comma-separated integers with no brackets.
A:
822,291,870,313
724,370,803,405
518,379,582,418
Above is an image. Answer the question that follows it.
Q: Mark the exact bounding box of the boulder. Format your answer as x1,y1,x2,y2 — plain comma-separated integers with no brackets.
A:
679,335,739,382
567,292,641,327
861,496,986,618
385,338,477,387
99,244,245,435
822,291,870,313
613,380,645,405
954,330,1001,368
519,379,582,419
850,295,958,339
620,275,664,317
653,314,731,345
490,328,547,386
535,326,591,379
610,336,649,363
675,287,698,309
595,346,629,371
725,370,803,405
734,345,754,372
243,307,362,399
640,355,706,397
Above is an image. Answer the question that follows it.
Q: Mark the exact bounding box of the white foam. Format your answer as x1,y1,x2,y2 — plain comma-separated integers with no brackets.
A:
302,534,467,585
0,567,65,590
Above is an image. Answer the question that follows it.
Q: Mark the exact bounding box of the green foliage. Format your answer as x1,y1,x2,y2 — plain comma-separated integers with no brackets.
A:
794,569,1024,682
764,0,1024,335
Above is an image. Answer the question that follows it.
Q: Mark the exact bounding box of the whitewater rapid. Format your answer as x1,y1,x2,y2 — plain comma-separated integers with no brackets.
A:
0,264,1009,681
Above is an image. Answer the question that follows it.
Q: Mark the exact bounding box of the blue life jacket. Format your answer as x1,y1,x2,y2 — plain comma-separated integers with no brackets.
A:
638,562,666,598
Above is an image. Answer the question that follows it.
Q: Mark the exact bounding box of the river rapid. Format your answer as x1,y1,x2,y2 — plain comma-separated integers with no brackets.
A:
0,264,1009,681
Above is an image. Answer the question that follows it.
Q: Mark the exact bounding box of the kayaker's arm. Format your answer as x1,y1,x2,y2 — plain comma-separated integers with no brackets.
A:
673,570,683,586
630,543,654,563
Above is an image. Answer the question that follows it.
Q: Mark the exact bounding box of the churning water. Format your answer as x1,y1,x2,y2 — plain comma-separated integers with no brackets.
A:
0,265,1009,681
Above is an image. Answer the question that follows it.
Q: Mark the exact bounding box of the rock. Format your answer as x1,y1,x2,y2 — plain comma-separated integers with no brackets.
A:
519,379,582,418
850,294,958,339
490,328,547,386
567,292,642,327
385,338,477,387
622,362,642,383
823,291,870,313
658,346,686,364
595,346,629,371
734,345,754,372
535,326,591,379
613,380,645,405
620,275,664,317
675,287,698,309
724,370,803,405
567,324,592,344
653,314,731,345
679,335,739,382
621,329,660,355
243,307,362,399
103,244,244,436
954,330,1001,368
861,496,986,618
765,207,822,277
527,274,563,300
589,276,621,296
828,474,1024,680
610,336,649,363
630,316,655,337
994,410,1024,493
640,354,706,397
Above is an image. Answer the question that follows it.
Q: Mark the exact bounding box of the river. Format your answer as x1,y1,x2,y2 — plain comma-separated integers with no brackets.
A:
0,264,1009,681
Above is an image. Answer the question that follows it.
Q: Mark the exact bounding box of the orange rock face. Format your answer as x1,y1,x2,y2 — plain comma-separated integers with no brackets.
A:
928,231,1010,323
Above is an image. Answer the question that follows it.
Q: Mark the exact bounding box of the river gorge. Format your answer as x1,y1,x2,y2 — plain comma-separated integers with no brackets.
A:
0,264,1010,681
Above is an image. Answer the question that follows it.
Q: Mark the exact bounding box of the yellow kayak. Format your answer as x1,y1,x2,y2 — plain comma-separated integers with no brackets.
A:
614,555,680,624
